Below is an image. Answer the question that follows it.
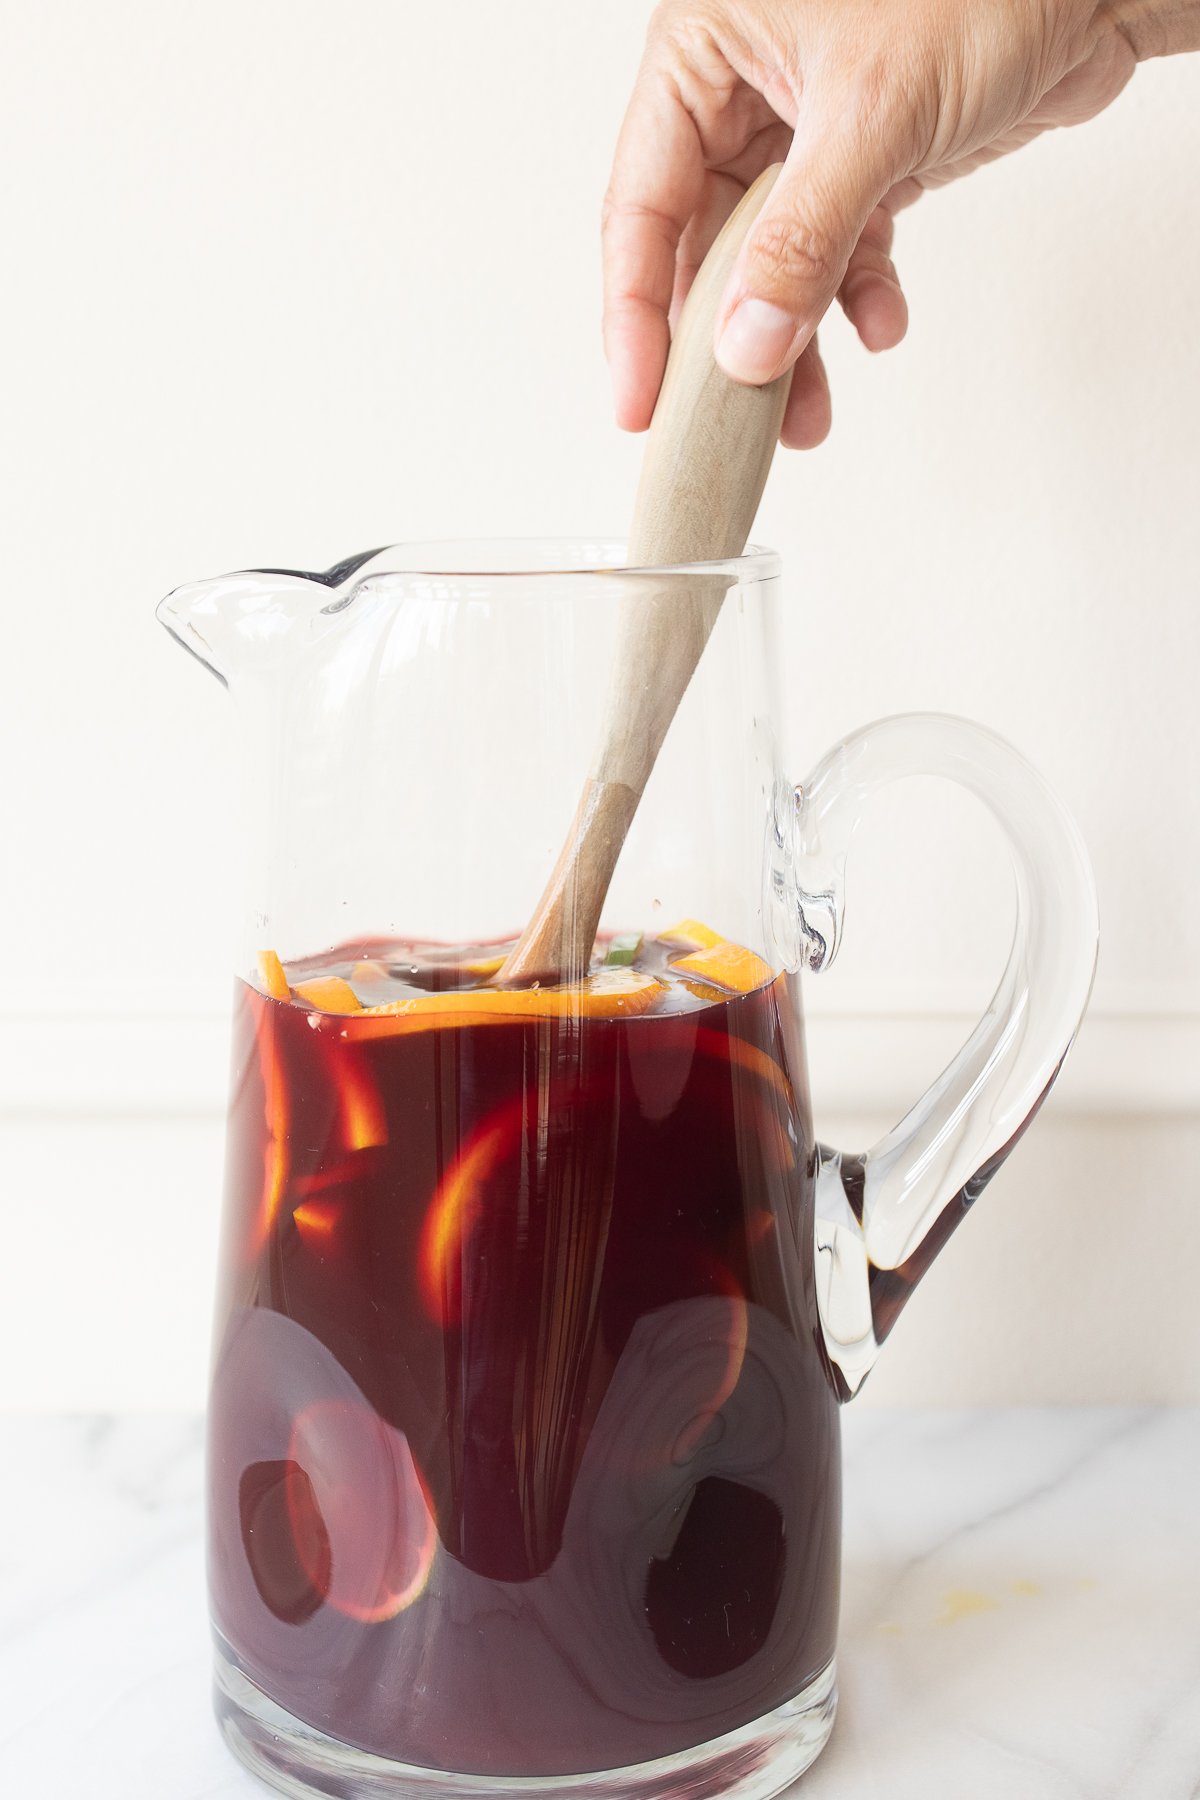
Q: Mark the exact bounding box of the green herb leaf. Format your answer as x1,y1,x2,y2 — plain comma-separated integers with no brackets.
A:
604,931,644,968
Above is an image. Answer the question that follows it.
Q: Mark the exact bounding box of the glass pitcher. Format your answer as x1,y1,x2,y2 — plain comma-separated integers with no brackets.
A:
158,540,1097,1800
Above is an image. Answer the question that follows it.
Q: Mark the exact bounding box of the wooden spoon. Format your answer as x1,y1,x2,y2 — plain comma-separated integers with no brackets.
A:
498,165,792,984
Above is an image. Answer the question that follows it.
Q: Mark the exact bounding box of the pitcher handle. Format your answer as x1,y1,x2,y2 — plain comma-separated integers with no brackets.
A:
783,713,1098,1398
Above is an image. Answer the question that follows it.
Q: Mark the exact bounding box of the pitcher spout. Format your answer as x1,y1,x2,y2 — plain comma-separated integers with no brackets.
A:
157,572,289,686
156,548,384,685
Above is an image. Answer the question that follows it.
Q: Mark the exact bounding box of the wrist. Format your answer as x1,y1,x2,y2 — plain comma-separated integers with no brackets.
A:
1100,0,1200,58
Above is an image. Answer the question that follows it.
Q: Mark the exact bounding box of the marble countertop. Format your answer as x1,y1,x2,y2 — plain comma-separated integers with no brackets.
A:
2,1409,1196,1799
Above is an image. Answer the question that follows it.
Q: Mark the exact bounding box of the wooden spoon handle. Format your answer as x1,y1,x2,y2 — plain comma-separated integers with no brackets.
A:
629,162,790,567
596,164,791,795
500,167,791,983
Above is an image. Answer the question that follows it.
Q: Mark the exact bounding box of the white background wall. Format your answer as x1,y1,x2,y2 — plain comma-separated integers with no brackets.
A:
1,1,1197,1410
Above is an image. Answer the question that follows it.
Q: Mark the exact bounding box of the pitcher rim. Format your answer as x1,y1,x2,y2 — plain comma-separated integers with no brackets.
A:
255,537,783,588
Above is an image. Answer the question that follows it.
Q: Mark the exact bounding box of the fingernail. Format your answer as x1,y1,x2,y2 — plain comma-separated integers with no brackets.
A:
716,298,798,384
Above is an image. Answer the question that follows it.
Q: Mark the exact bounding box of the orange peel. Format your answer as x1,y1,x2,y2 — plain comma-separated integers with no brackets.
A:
679,977,730,1006
344,967,664,1041
293,976,363,1014
257,949,290,1002
657,917,725,951
672,941,773,995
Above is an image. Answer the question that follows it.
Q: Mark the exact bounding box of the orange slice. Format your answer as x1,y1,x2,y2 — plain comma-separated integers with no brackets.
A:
679,977,730,1006
336,1052,388,1149
419,1103,522,1323
249,994,289,1252
350,958,391,985
694,1023,794,1107
257,949,290,1002
286,1401,437,1622
292,1160,363,1198
345,966,664,1040
673,941,774,994
293,976,363,1014
657,917,725,951
671,1289,751,1464
347,959,398,1008
693,1020,796,1173
292,1198,341,1243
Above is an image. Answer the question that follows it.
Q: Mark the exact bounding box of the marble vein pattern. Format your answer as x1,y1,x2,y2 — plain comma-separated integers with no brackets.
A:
0,1409,1195,1798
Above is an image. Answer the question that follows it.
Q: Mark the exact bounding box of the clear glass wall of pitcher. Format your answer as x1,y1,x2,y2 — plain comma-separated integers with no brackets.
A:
158,540,1097,1799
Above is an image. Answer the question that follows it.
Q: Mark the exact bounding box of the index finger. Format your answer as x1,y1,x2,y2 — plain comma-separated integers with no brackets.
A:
602,69,703,431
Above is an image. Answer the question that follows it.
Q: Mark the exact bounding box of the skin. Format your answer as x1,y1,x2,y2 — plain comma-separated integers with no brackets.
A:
603,0,1200,447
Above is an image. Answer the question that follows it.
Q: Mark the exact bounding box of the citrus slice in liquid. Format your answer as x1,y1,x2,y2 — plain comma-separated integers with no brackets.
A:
343,966,664,1041
286,1400,437,1623
657,918,726,951
292,975,362,1014
417,1100,525,1323
671,941,774,994
257,949,291,1002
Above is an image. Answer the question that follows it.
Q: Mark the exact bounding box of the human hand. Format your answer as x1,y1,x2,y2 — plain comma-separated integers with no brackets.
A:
603,0,1148,448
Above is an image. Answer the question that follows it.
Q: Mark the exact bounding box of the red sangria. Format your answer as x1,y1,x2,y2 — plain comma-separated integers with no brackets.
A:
208,923,841,1778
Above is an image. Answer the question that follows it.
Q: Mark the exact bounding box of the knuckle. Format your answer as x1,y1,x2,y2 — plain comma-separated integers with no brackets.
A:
600,193,683,308
601,191,670,238
648,0,685,41
651,0,714,51
600,170,683,246
748,215,843,294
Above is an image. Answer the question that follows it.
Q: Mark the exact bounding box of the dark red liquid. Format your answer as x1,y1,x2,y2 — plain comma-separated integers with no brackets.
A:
208,943,841,1776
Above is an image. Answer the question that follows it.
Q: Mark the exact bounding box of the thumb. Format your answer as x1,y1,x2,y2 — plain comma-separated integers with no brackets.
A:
715,121,893,385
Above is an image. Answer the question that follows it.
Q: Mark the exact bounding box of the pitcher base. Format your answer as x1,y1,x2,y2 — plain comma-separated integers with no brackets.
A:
212,1646,837,1800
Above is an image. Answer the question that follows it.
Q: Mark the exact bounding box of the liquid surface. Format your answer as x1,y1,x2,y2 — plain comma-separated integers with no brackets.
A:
208,934,841,1776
